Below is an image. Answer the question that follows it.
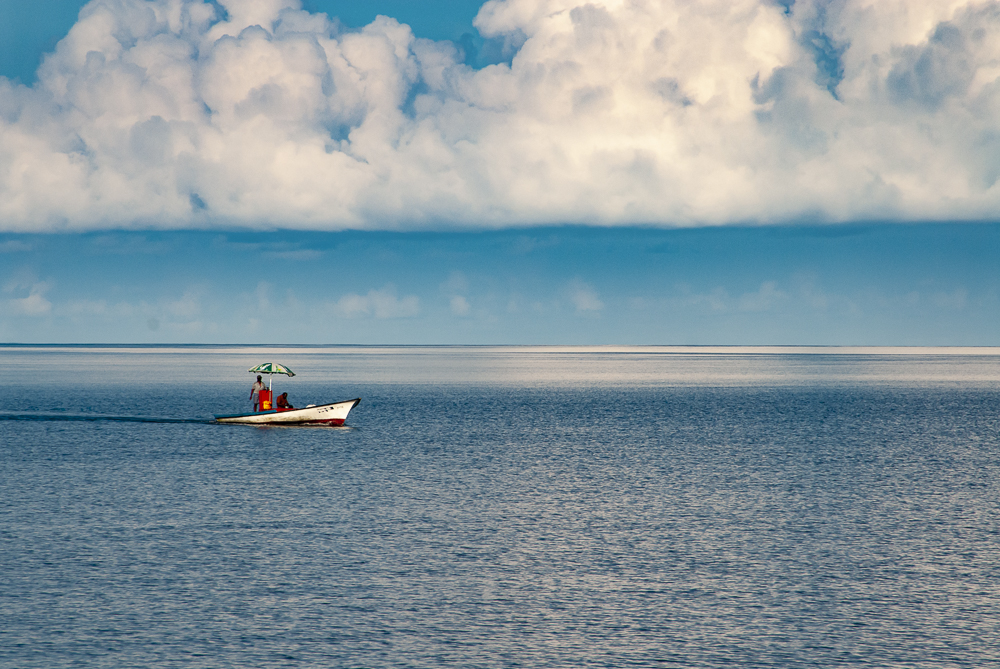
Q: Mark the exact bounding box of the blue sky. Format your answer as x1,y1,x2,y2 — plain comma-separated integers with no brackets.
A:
1,1,999,344
2,224,998,344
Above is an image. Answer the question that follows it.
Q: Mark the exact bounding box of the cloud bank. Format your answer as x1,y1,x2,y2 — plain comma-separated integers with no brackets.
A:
2,0,1000,231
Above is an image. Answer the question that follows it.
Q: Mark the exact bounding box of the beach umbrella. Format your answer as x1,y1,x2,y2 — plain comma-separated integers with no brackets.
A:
248,362,295,390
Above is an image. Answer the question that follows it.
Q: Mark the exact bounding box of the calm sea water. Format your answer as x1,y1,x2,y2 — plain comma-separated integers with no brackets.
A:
2,346,999,668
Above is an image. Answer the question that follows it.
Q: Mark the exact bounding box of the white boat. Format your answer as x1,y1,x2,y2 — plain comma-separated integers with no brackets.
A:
214,398,360,426
215,362,359,426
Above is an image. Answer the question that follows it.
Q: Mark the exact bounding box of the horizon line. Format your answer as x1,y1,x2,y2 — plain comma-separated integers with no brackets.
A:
4,344,1000,355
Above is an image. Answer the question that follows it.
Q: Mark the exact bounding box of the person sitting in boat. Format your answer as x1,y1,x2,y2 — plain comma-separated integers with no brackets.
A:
276,392,294,409
250,375,265,411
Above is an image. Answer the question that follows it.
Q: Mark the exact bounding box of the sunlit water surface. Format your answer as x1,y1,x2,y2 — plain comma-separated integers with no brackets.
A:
2,346,999,668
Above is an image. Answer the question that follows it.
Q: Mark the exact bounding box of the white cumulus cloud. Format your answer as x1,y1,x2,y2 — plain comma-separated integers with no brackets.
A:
2,0,1000,230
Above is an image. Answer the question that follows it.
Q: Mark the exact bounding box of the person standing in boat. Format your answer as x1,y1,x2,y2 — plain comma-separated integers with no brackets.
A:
250,375,265,411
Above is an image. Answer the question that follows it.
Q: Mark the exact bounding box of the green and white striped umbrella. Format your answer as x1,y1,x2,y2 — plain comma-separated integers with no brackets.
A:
248,362,296,377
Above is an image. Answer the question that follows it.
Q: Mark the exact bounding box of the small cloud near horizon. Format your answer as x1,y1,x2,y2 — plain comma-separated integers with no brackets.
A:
333,285,421,319
568,279,604,314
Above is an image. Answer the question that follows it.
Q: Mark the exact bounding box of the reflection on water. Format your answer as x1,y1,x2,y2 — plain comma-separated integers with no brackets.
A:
6,345,1000,389
1,347,999,667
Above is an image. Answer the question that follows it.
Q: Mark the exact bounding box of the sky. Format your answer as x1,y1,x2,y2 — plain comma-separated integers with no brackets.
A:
1,0,999,344
2,224,998,345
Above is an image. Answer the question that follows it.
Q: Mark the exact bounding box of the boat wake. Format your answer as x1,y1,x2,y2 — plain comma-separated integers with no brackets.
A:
0,412,215,424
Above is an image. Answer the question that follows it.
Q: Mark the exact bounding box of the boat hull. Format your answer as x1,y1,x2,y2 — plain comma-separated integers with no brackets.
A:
214,398,360,426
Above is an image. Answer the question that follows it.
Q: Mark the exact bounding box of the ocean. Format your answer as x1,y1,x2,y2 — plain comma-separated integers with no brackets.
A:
2,346,999,668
